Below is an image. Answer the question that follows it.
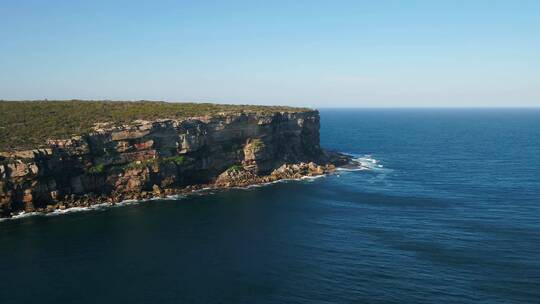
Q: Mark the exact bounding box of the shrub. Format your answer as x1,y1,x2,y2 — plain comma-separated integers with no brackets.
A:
228,164,243,172
162,155,185,166
87,164,105,175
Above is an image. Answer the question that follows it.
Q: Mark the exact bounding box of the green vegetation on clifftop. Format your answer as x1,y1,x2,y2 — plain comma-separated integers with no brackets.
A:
0,100,312,151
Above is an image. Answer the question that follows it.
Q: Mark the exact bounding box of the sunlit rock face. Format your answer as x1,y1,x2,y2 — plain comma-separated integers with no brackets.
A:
0,110,349,216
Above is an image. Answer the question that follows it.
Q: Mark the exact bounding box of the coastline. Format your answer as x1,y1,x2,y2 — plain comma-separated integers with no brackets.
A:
0,102,351,217
1,160,359,221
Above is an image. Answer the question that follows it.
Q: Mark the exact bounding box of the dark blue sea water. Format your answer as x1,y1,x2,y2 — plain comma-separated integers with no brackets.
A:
1,109,539,304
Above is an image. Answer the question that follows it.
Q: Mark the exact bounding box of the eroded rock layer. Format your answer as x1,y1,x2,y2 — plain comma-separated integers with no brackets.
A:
0,111,349,217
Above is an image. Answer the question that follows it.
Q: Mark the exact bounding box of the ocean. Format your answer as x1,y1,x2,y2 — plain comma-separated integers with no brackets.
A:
1,109,539,304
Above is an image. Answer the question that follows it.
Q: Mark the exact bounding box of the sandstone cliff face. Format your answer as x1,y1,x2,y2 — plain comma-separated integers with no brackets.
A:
0,111,344,217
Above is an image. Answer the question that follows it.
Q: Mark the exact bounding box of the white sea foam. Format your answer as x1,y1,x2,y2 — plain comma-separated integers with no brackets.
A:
337,167,368,172
357,155,384,169
224,174,326,191
336,154,386,172
5,211,40,221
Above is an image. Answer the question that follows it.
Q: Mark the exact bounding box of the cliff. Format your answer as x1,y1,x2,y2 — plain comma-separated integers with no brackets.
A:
0,106,350,217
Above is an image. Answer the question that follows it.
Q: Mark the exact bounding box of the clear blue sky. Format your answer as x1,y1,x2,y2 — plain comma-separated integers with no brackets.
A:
1,0,539,107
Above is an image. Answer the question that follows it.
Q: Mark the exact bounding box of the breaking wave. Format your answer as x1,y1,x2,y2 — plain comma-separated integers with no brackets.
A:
355,155,384,169
337,154,386,172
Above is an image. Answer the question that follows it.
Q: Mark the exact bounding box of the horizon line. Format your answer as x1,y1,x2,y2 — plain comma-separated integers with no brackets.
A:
1,99,539,109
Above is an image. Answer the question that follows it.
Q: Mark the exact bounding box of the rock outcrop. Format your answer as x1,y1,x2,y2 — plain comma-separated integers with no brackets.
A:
0,110,350,217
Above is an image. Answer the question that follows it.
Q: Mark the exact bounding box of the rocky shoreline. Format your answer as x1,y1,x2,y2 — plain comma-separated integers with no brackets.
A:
1,108,355,218
2,161,351,219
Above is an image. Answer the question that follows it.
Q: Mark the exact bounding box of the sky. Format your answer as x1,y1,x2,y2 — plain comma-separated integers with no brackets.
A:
1,0,539,107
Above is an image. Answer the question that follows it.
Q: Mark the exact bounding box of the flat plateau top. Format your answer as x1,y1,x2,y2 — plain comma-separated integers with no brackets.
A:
0,100,312,151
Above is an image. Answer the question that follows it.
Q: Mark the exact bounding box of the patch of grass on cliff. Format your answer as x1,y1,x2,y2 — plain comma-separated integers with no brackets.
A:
228,164,243,172
0,100,313,151
87,164,105,175
162,155,185,166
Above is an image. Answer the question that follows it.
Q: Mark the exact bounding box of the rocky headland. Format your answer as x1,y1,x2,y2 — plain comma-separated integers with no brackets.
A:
0,101,353,218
